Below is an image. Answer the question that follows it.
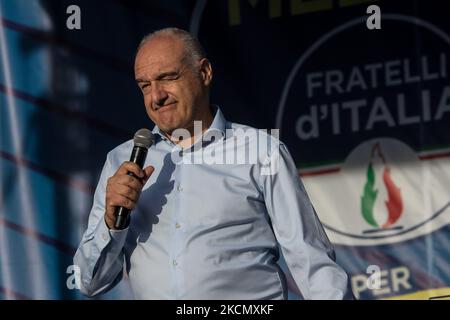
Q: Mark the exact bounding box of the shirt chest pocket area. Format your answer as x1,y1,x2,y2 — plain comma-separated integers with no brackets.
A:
181,174,265,228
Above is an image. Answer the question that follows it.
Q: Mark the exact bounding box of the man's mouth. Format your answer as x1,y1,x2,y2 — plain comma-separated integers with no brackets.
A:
155,102,177,112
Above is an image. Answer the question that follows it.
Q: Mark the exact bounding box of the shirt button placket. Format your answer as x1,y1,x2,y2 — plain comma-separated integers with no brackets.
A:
172,162,184,299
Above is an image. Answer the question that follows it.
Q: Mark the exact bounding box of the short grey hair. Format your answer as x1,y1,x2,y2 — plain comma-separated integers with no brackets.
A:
136,27,206,67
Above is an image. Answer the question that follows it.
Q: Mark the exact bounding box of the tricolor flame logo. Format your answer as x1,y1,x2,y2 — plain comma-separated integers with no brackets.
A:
361,143,403,228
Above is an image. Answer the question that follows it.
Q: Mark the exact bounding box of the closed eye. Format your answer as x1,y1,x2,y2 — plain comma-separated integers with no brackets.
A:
136,69,181,90
158,72,180,81
139,84,150,93
163,75,179,81
136,80,150,90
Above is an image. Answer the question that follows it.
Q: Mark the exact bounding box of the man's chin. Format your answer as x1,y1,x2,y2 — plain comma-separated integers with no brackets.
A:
158,120,192,137
159,124,180,136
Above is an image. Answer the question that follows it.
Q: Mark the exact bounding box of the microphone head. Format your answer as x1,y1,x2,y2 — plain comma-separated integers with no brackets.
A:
133,128,154,149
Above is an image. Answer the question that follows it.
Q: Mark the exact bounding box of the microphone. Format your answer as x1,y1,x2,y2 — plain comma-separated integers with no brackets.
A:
114,128,154,230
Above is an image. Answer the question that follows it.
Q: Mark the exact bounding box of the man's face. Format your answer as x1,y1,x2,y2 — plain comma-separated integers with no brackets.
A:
134,36,212,135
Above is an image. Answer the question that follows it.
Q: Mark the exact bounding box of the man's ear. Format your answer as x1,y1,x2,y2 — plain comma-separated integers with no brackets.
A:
199,58,213,86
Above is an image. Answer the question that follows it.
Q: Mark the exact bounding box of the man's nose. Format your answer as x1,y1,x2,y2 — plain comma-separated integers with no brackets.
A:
151,82,168,107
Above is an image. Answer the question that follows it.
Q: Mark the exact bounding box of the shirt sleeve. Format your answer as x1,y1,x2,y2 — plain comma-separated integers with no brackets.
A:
73,152,129,297
260,143,354,300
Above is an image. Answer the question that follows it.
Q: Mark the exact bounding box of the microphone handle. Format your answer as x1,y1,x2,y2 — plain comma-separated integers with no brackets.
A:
114,146,148,230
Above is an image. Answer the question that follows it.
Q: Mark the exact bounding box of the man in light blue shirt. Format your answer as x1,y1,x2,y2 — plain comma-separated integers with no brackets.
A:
74,27,353,299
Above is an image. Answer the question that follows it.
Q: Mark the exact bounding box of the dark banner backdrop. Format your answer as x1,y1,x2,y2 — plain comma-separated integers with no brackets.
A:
0,0,448,299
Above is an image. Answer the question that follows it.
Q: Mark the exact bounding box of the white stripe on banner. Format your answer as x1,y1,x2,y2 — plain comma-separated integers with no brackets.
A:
0,2,48,299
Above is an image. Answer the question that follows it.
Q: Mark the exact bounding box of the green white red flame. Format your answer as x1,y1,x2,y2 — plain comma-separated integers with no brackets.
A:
360,143,403,228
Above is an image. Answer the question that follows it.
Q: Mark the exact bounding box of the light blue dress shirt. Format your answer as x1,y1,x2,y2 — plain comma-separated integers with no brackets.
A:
74,106,352,300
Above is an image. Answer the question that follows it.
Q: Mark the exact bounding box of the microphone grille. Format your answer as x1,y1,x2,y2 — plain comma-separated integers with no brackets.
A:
133,128,154,149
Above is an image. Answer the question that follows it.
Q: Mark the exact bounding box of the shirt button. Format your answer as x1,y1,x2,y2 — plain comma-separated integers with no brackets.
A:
175,223,181,229
177,185,183,192
172,259,178,266
101,234,108,241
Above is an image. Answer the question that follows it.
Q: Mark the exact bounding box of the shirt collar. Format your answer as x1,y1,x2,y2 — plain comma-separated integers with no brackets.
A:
205,104,226,135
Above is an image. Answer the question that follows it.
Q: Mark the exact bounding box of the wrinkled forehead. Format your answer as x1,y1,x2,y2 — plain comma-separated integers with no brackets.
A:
134,37,187,77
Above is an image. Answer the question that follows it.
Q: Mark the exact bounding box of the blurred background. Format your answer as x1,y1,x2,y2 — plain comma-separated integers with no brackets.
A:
0,0,448,299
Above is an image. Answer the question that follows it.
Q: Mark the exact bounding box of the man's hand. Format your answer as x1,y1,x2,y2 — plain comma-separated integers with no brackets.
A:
105,161,154,229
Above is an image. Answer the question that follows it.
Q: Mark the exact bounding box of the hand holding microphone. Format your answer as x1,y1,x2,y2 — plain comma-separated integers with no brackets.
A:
104,129,155,230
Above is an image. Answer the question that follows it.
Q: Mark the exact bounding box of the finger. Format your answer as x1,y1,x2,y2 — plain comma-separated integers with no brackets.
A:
114,184,140,202
107,194,136,210
116,161,144,178
104,211,116,229
142,166,155,183
115,175,143,192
